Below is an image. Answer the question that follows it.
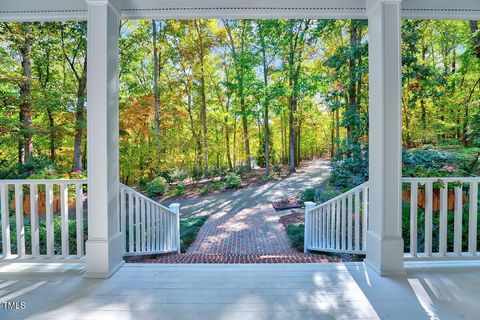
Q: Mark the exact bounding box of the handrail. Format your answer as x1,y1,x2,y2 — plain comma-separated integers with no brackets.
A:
402,177,480,183
0,179,87,184
119,183,175,214
304,181,369,255
311,181,369,210
119,183,181,255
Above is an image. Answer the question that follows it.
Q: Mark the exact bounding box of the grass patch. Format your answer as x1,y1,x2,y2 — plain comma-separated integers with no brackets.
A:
286,222,304,252
179,215,208,253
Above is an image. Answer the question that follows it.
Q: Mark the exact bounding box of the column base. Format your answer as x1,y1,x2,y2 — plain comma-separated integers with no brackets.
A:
84,231,124,279
364,230,405,276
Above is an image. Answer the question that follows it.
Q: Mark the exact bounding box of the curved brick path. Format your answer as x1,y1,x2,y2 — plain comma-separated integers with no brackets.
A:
126,160,343,263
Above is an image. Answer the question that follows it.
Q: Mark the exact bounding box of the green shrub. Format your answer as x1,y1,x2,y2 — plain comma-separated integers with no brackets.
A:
157,171,174,183
260,174,272,182
225,173,242,188
0,156,57,179
145,177,168,197
171,170,189,182
191,167,203,181
273,165,283,175
200,181,225,194
299,188,316,202
235,165,249,177
179,216,208,253
175,183,186,196
286,223,304,252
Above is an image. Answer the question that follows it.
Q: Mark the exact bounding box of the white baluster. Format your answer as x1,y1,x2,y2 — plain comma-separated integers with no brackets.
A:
76,183,84,257
335,200,341,250
60,183,69,257
424,182,433,256
362,187,368,251
454,186,463,256
135,196,141,252
354,190,360,251
468,182,478,256
45,183,54,257
120,187,126,254
341,197,346,250
1,184,11,257
439,182,448,256
30,183,39,257
128,192,134,253
410,182,418,257
347,193,353,251
14,184,25,257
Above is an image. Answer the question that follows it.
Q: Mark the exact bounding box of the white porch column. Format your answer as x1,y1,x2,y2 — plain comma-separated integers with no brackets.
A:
365,0,405,276
84,0,124,278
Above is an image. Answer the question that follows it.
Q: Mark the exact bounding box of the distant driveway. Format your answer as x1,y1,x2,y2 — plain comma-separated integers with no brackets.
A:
166,159,331,218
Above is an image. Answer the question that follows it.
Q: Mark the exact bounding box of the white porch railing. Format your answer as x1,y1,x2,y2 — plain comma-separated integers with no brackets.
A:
304,182,369,254
402,177,480,260
0,179,87,261
0,179,181,263
305,177,480,261
119,184,180,256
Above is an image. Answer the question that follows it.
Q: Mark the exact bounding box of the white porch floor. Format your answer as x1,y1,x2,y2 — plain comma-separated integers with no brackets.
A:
0,262,479,320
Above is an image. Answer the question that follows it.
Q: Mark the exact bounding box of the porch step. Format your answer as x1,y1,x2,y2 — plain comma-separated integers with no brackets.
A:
125,252,351,264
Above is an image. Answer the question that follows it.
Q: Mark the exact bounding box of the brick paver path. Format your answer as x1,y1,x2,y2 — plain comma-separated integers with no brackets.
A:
186,204,294,255
127,252,345,263
126,203,349,263
125,160,346,263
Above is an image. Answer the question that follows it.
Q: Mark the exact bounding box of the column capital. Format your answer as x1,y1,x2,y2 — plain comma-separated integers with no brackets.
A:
85,0,121,17
366,0,402,16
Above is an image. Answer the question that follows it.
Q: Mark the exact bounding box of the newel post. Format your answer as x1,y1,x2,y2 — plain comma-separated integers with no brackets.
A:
365,0,405,276
84,0,124,278
304,202,315,253
169,203,181,253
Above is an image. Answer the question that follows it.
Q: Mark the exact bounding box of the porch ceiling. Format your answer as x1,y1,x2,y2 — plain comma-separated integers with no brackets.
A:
1,0,480,22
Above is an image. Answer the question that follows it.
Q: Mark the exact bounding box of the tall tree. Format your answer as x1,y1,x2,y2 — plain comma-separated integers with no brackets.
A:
61,22,87,172
17,22,34,163
224,19,253,171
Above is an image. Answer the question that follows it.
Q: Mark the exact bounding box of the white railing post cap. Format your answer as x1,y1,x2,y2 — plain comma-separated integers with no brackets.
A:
304,201,316,211
169,203,181,213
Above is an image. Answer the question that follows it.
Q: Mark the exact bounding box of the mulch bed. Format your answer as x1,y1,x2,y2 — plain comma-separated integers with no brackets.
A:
279,210,305,225
272,200,303,211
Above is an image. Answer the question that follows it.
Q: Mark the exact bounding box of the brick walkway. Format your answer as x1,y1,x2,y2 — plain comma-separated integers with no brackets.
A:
186,205,295,255
126,252,345,263
126,204,348,263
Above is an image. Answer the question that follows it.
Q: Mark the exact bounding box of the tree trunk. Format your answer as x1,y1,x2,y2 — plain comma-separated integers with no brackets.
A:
47,107,55,160
19,22,33,163
347,20,358,139
224,97,233,171
224,20,251,172
288,95,296,173
259,23,271,175
152,20,160,150
330,111,335,157
73,57,87,172
335,108,340,153
470,21,480,59
194,20,209,173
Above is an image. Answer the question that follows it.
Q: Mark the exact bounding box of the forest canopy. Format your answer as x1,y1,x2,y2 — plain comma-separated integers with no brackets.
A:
0,19,479,188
